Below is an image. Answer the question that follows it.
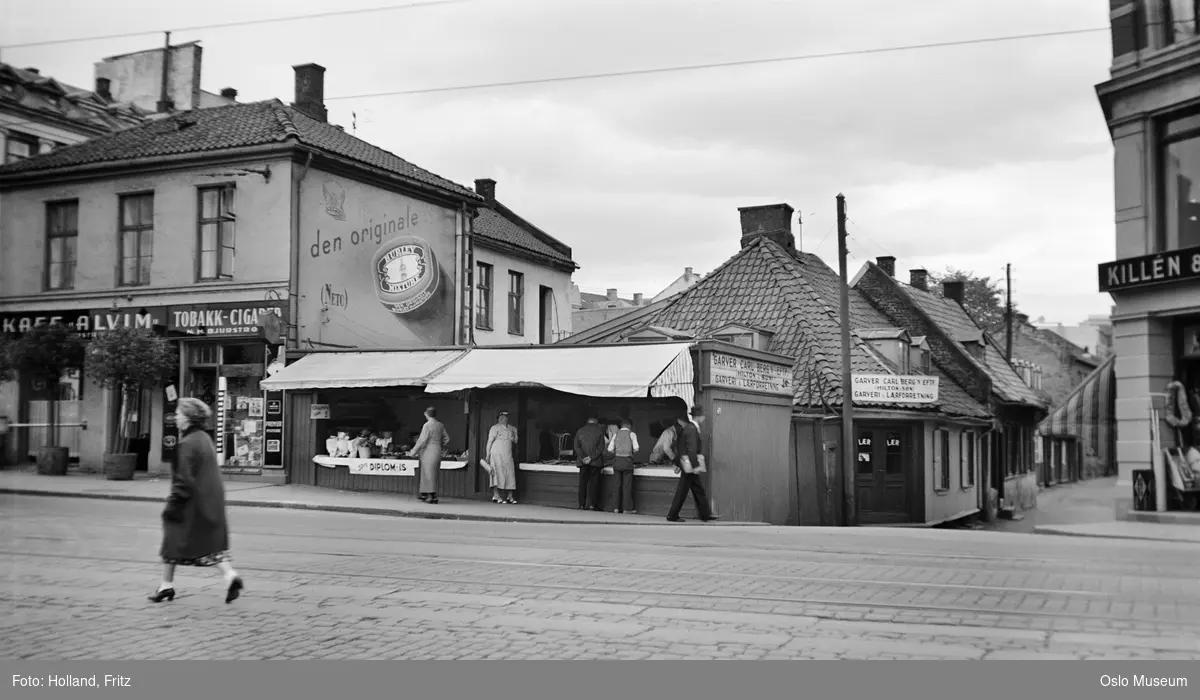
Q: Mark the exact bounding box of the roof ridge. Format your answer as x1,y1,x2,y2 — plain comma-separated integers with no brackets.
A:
267,99,302,141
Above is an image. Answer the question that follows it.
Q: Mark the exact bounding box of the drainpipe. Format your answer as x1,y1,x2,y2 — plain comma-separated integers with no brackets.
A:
466,205,476,346
291,151,313,349
454,206,464,346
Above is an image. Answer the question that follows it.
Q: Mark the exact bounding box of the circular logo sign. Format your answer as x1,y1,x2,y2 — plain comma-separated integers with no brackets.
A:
372,236,441,317
163,435,177,448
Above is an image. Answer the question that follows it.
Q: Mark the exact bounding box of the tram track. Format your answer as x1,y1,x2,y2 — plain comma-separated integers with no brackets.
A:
6,548,1200,630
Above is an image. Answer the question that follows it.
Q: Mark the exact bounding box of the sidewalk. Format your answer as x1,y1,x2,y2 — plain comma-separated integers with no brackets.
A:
0,469,766,527
1034,521,1200,544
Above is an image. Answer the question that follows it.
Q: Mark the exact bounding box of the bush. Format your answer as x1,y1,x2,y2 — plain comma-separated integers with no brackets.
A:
4,323,86,447
87,327,176,454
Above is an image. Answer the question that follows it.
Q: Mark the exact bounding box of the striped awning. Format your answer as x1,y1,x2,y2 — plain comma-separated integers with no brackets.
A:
1038,354,1115,440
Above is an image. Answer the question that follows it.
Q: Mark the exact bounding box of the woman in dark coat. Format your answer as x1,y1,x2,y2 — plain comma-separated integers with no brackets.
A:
149,397,244,604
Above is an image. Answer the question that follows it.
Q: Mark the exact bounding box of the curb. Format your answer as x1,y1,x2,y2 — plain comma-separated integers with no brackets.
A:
0,488,770,527
1033,525,1200,545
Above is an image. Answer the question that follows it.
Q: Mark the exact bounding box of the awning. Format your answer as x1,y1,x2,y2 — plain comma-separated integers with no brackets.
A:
1038,354,1115,440
423,342,695,406
260,349,467,391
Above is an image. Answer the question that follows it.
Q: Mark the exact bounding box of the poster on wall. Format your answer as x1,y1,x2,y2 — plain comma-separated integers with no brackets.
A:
264,391,284,467
161,385,179,462
297,177,459,347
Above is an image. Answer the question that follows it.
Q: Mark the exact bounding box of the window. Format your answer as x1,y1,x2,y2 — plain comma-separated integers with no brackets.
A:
198,185,236,280
934,429,950,491
1160,111,1200,252
4,131,36,163
508,270,524,335
1111,3,1142,59
118,193,154,286
960,431,976,488
476,262,493,330
45,200,78,290
714,332,754,349
1163,1,1199,46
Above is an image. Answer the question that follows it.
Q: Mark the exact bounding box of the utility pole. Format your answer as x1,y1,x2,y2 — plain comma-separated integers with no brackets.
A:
837,193,856,527
1005,263,1013,361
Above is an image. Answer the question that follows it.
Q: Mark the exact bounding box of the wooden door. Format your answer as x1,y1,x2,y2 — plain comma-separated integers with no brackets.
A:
854,426,909,524
709,398,792,525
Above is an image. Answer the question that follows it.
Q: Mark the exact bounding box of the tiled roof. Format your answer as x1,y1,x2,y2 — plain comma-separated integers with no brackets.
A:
0,62,145,134
899,284,1047,408
474,207,575,267
0,99,478,200
561,236,988,418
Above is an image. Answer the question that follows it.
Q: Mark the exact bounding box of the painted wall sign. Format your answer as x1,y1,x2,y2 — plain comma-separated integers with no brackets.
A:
298,176,458,347
168,301,287,338
0,307,169,337
851,374,939,404
1097,245,1200,293
708,352,793,395
263,390,284,467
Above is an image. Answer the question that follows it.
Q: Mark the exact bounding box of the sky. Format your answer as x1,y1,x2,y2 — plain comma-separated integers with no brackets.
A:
0,0,1117,325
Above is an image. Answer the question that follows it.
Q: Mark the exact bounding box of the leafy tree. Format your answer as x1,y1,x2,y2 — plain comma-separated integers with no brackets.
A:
930,267,1018,337
86,327,176,454
5,323,87,447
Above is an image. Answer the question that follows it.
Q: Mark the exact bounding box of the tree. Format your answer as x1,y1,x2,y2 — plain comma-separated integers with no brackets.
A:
930,267,1018,337
86,327,176,454
5,323,87,447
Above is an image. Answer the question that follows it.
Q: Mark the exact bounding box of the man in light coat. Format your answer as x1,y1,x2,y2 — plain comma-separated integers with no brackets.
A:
410,406,449,504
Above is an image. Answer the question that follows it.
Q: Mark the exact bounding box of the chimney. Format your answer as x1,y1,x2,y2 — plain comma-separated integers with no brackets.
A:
220,87,238,100
475,178,496,204
95,77,112,101
291,63,327,122
738,203,796,252
909,269,929,291
606,289,619,302
685,267,693,278
943,280,965,306
633,293,643,306
876,256,896,277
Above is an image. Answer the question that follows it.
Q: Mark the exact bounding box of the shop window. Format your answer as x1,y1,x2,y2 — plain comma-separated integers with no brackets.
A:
1162,0,1199,46
187,342,220,366
885,431,903,474
4,131,35,163
45,199,78,290
118,192,154,286
856,430,873,475
508,270,524,335
197,185,236,280
960,431,976,488
476,262,493,330
317,389,469,461
1159,110,1200,253
934,429,950,491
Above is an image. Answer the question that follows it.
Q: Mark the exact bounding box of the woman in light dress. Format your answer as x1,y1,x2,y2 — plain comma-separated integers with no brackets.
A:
486,411,519,504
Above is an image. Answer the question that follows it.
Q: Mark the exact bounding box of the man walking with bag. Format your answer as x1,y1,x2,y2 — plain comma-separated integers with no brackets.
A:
667,406,718,523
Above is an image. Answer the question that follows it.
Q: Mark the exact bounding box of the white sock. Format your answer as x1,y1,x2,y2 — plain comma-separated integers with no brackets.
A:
223,568,239,584
158,581,173,592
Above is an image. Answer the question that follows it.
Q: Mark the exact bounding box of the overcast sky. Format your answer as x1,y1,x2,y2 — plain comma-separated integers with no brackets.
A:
2,0,1116,325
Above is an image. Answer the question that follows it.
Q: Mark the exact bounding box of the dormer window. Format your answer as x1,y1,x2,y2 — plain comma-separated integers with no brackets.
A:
626,325,696,343
859,328,912,373
710,323,775,352
909,336,932,374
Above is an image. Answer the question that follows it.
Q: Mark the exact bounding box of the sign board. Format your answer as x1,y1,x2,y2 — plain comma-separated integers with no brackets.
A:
0,307,168,338
264,391,284,467
310,404,331,420
851,374,939,404
708,352,793,396
162,385,179,461
297,177,458,348
168,301,287,338
1098,246,1200,293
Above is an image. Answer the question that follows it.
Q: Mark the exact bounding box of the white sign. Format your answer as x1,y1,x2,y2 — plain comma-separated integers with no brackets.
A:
851,374,939,404
313,455,468,474
310,404,331,420
709,352,793,396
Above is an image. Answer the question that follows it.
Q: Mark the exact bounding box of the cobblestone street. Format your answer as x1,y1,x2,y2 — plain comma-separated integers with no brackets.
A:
3,495,1200,660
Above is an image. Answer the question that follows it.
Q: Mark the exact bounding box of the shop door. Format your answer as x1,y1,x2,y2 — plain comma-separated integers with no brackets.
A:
854,427,909,524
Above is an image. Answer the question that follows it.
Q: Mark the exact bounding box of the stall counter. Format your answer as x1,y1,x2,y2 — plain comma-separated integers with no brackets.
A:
314,455,468,476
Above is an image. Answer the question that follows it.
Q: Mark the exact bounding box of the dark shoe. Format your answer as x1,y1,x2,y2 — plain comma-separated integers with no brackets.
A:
418,493,428,502
148,588,175,603
667,517,685,523
225,577,244,604
428,498,438,504
701,515,721,522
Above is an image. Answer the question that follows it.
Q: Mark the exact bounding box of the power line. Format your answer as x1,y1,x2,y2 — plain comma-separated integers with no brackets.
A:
0,0,473,50
323,27,1110,101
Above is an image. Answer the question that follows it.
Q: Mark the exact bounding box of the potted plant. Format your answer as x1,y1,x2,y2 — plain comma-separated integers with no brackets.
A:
86,326,175,481
4,323,86,475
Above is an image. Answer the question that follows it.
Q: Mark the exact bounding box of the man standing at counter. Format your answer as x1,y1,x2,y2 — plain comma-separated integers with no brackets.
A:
667,406,717,523
574,415,606,511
